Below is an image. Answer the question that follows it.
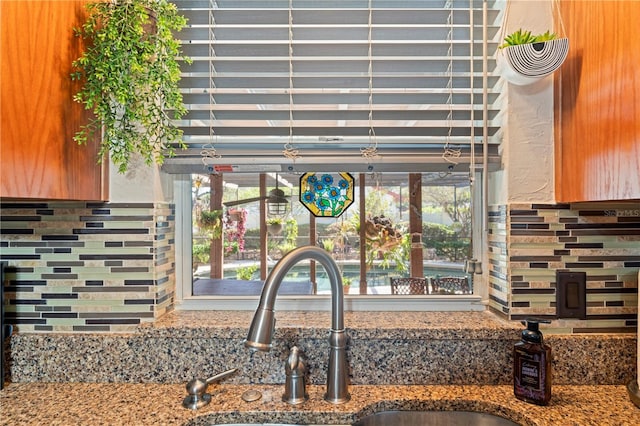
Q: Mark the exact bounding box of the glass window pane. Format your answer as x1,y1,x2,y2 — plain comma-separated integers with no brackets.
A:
191,172,472,297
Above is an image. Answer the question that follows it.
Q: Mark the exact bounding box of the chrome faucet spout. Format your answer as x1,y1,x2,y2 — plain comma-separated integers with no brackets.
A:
244,245,350,404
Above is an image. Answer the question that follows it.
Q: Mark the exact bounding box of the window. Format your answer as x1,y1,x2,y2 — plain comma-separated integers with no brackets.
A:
176,171,484,310
170,0,503,310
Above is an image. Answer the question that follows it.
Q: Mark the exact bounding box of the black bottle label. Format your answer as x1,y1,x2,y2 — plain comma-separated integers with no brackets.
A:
519,358,541,390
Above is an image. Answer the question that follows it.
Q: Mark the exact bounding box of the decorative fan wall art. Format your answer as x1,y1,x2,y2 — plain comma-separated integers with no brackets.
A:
300,172,354,218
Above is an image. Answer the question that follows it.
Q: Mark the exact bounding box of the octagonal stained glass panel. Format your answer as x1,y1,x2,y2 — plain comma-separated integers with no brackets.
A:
299,172,354,218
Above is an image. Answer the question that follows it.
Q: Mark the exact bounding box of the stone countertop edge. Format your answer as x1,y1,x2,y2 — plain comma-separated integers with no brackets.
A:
138,310,523,339
1,383,638,426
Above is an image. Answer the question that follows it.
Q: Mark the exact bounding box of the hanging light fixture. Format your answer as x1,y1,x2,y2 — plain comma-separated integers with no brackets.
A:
266,175,289,217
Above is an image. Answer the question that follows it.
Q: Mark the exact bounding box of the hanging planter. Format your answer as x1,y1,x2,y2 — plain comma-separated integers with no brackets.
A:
498,33,569,86
497,0,569,86
266,218,283,235
227,209,244,222
197,209,223,239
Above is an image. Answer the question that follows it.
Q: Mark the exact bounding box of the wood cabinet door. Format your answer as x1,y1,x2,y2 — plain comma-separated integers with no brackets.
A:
1,1,107,201
554,0,640,202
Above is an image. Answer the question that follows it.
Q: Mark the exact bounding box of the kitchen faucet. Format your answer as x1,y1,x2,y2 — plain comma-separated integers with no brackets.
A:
244,245,350,404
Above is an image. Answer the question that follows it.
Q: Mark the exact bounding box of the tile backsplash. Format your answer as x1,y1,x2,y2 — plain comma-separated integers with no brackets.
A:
1,200,638,335
0,202,175,332
488,202,639,333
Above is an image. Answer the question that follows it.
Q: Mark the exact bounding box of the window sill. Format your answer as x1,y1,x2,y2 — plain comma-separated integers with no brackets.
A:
176,294,486,311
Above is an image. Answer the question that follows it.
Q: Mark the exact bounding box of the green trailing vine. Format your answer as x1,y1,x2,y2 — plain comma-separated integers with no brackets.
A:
71,0,191,173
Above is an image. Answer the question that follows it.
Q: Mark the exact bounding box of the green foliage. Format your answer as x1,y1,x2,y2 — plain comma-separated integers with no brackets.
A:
373,233,410,274
192,242,210,264
243,228,261,251
277,241,297,256
322,239,335,252
284,217,298,245
198,210,223,239
499,28,557,49
365,188,395,218
422,186,471,238
422,222,470,262
224,240,239,256
342,276,353,288
237,264,258,280
534,30,558,43
71,0,191,173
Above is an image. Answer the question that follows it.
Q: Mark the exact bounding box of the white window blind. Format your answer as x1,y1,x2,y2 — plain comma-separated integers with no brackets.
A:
166,0,503,174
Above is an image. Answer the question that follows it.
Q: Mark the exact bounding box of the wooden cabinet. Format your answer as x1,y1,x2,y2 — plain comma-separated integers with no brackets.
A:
1,1,107,201
554,0,640,202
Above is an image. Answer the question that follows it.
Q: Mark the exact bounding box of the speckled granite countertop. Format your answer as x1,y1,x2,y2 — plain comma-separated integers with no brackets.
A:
2,311,638,425
1,383,638,426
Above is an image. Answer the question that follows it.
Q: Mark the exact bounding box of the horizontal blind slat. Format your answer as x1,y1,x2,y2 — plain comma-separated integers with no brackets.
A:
169,0,503,166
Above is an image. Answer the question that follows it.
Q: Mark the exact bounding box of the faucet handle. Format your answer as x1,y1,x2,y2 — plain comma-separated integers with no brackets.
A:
282,346,308,405
182,368,238,410
285,346,305,375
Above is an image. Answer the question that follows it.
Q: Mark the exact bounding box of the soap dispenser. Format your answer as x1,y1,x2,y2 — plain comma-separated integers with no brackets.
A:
514,319,552,405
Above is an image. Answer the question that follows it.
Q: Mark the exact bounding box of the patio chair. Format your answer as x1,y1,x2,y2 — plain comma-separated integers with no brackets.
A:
390,277,429,295
432,276,471,294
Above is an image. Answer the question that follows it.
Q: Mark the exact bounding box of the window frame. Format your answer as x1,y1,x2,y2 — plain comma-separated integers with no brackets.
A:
173,174,485,311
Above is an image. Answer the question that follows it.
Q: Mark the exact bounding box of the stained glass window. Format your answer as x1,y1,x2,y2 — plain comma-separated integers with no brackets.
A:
300,172,354,218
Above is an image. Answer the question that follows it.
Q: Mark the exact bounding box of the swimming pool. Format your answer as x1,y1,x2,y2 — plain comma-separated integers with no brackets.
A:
207,260,467,294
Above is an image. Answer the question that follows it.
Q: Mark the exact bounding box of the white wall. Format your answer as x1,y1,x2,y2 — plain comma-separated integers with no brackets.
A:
108,154,174,203
489,0,557,206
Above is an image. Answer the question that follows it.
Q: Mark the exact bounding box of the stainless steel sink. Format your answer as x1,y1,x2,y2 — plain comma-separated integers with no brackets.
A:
201,411,520,426
352,410,520,426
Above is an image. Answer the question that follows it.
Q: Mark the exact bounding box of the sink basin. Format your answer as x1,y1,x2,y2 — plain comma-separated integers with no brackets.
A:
352,410,520,426
198,411,520,426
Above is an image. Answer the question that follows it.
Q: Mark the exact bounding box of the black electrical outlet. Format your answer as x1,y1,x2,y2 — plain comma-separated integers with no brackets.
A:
556,271,587,319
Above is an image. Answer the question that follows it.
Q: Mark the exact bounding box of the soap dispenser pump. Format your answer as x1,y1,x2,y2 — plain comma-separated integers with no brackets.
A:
514,319,552,405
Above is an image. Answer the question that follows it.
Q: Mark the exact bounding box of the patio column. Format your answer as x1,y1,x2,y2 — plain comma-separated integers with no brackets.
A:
409,173,424,277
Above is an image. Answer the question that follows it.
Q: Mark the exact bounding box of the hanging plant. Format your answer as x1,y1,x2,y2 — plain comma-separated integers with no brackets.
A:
364,215,408,273
364,215,403,251
224,208,247,252
198,210,223,240
266,217,284,235
497,28,569,86
71,0,191,173
498,29,557,49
